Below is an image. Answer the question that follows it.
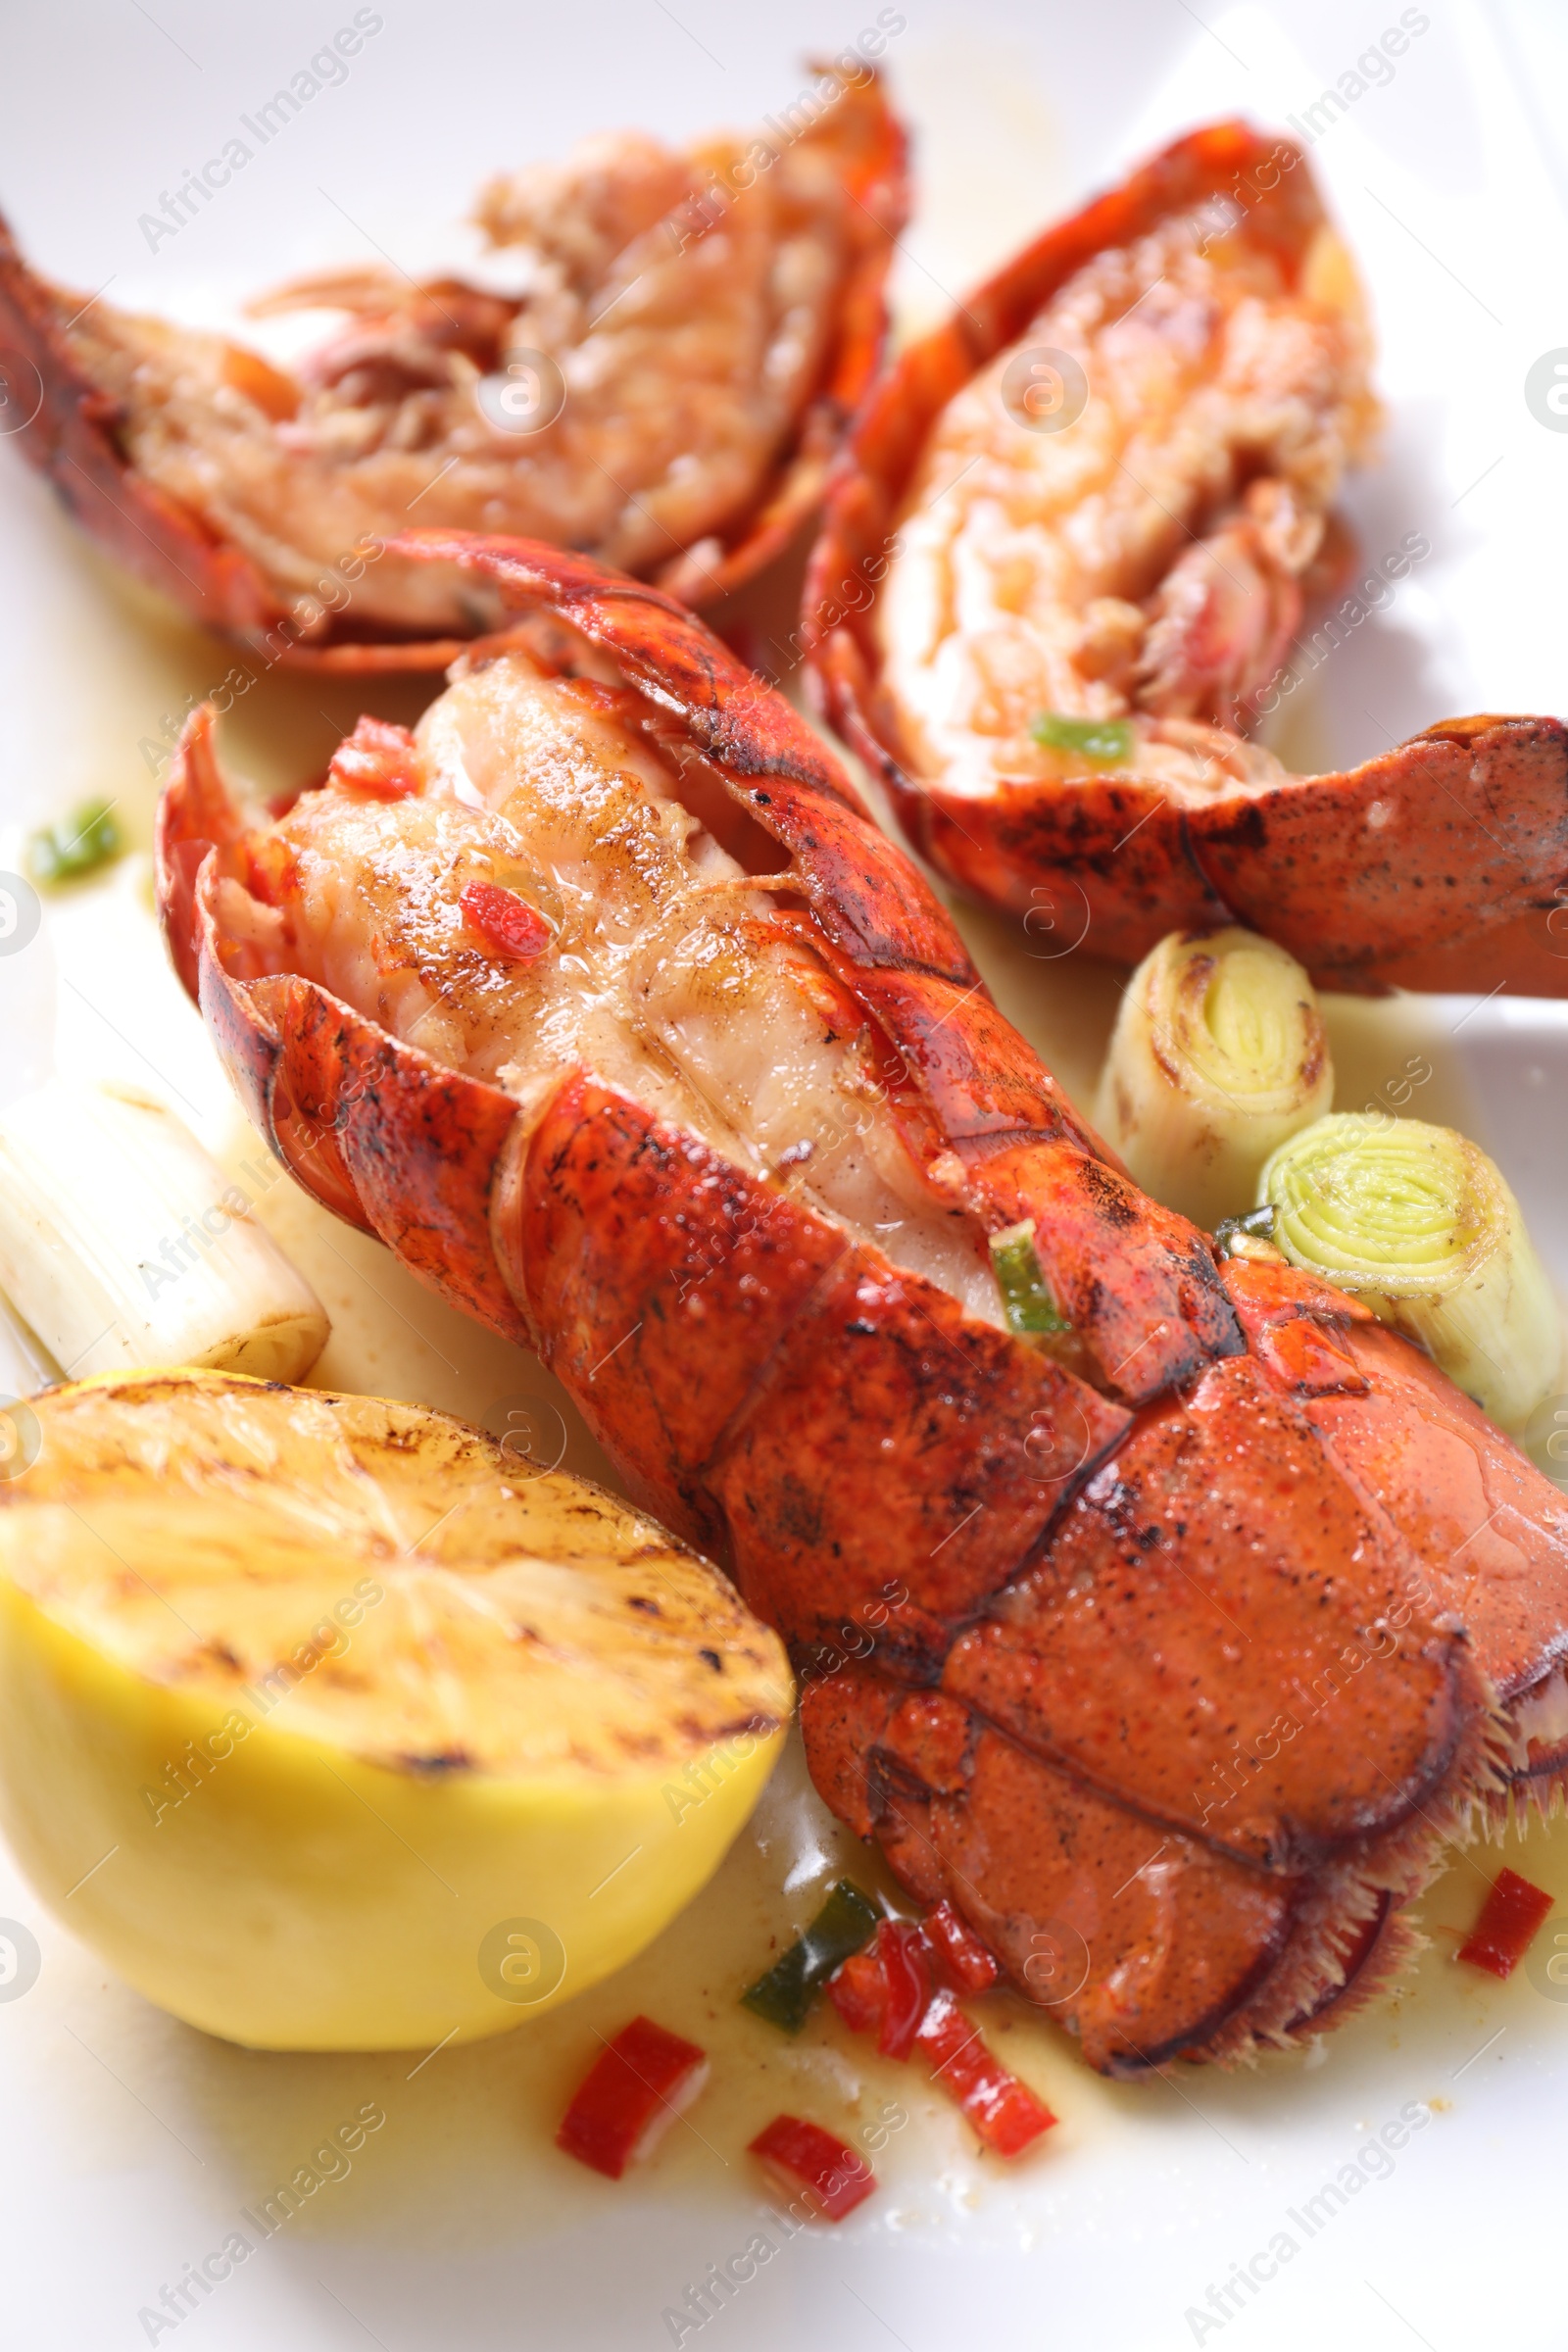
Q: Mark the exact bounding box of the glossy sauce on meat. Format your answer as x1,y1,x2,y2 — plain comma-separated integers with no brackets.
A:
879,201,1378,802
66,124,851,634
235,645,1003,1321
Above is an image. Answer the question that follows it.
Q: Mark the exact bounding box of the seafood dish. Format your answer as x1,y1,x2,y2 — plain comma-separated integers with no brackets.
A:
157,531,1568,2076
0,64,904,659
3,40,1568,2307
806,121,1568,997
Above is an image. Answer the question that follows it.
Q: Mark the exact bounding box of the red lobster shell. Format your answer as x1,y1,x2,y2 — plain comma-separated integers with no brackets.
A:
0,67,906,667
805,119,1568,997
158,531,1568,2075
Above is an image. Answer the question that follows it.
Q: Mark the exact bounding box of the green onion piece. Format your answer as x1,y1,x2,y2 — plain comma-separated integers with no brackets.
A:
1258,1113,1561,1432
991,1219,1070,1339
1030,712,1134,766
26,800,122,888
1214,1204,1278,1258
741,1881,880,2034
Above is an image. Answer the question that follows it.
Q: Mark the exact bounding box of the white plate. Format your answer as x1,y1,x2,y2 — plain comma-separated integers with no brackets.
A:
1,5,1566,2347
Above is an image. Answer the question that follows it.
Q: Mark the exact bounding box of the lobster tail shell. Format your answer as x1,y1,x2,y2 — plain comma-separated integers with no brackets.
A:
805,121,1568,995
158,531,1568,2073
0,214,282,642
0,66,907,663
379,530,1246,1407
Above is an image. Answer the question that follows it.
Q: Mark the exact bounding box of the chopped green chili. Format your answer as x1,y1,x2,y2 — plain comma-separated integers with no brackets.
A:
991,1219,1070,1339
741,1880,880,2034
1213,1203,1278,1258
26,800,122,888
1030,712,1134,766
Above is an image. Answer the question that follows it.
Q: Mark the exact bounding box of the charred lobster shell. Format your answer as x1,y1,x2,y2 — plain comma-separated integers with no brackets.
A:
0,68,906,665
805,119,1568,998
159,531,1568,2074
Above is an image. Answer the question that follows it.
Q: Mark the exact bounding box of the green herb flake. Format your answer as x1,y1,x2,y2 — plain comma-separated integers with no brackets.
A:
26,800,122,889
991,1219,1071,1339
1214,1203,1279,1259
741,1880,880,2034
1030,711,1134,767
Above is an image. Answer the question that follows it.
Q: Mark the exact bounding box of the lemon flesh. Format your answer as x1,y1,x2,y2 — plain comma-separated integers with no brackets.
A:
0,1371,791,2049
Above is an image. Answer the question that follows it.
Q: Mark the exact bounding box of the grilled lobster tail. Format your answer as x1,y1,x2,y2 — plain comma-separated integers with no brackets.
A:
0,66,906,663
158,532,1568,2075
805,119,1568,999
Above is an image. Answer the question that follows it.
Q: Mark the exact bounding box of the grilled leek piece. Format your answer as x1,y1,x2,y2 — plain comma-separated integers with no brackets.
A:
1096,927,1332,1231
0,1080,327,1381
1257,1112,1560,1431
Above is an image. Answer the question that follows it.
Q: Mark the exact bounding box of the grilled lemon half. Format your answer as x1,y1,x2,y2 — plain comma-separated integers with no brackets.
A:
0,1371,790,2049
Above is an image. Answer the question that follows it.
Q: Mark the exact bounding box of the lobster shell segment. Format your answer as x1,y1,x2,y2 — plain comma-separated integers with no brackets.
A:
805,121,1568,996
158,531,1568,2073
372,530,1246,1408
0,66,906,662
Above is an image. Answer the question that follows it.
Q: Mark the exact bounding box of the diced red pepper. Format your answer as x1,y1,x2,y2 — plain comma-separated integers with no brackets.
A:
748,2114,876,2222
327,715,425,800
922,1900,1002,1994
460,879,553,964
826,1942,886,2039
828,1907,999,2030
556,2016,709,2180
827,1920,1053,2160
1456,1866,1554,1980
913,1988,1056,2158
875,1920,931,2061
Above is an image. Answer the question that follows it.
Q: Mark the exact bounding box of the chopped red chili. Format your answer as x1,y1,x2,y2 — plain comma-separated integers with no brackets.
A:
824,1942,886,2039
874,1920,931,2062
327,714,425,800
460,879,553,964
914,1989,1056,2158
827,1919,1054,2159
748,2114,876,2222
556,2016,709,2180
1456,1865,1554,1980
921,1900,1002,1994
